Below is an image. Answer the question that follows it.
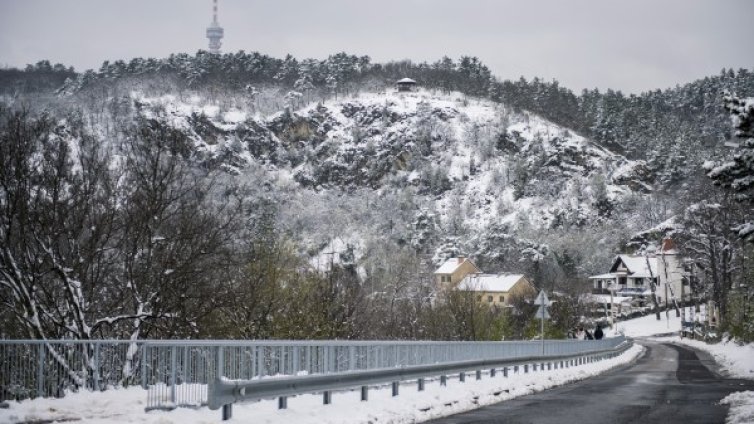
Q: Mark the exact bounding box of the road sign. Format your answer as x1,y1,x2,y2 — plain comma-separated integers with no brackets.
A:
535,305,551,320
534,290,549,306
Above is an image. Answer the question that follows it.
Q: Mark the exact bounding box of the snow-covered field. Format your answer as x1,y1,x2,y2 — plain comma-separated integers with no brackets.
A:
0,344,643,424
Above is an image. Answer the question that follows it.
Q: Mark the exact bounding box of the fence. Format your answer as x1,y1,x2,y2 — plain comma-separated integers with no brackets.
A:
0,339,145,402
0,337,628,411
209,337,632,420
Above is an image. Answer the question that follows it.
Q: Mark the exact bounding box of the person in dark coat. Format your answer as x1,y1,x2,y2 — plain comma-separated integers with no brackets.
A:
594,324,604,340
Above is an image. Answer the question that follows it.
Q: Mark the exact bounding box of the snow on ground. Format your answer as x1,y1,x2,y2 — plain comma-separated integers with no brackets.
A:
612,310,754,423
665,337,754,380
611,311,754,379
611,310,682,338
0,344,644,424
721,391,754,424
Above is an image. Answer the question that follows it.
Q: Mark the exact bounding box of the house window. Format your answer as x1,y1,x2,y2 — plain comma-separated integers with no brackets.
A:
596,280,603,289
499,295,505,302
635,278,643,286
487,295,493,303
607,303,612,310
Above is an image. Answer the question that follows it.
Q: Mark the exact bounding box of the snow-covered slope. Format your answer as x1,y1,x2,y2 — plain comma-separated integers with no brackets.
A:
53,89,656,268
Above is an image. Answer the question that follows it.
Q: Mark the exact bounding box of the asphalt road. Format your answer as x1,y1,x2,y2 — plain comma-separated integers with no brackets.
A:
428,341,754,424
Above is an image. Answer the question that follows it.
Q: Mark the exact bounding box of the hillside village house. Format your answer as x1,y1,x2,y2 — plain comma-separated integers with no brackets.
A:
589,239,687,319
434,257,536,307
396,78,417,92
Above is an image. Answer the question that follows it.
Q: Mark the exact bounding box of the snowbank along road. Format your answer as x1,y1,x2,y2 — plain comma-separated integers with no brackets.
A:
428,340,754,424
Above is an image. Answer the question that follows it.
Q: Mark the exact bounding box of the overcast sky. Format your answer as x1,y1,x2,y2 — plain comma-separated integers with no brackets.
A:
1,0,753,93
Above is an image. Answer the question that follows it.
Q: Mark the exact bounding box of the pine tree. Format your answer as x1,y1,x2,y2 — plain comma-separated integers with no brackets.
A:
706,93,754,241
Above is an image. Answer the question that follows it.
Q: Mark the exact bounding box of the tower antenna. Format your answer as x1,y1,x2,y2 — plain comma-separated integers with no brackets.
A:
206,0,224,54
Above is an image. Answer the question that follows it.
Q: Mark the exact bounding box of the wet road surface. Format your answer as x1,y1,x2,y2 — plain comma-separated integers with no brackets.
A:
427,341,754,424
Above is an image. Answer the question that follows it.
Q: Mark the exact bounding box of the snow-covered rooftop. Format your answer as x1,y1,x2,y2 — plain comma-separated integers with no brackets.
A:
458,274,526,292
396,77,417,84
434,257,476,274
613,255,658,278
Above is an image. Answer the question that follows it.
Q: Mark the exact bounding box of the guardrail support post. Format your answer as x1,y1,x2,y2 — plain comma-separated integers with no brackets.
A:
417,378,425,391
392,381,399,396
440,375,447,386
490,368,496,377
524,364,528,373
222,404,232,420
361,385,368,401
278,396,287,409
459,372,465,382
475,370,481,380
323,391,332,405
503,367,508,377
548,362,552,370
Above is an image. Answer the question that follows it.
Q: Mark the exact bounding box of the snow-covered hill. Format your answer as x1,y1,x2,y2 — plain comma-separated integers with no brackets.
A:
26,88,656,275
124,89,654,268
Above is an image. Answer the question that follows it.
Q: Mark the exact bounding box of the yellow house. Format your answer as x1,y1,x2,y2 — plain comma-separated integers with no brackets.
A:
457,274,536,307
434,256,481,288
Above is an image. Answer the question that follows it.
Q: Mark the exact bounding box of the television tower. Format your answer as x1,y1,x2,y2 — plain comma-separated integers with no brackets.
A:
206,0,224,53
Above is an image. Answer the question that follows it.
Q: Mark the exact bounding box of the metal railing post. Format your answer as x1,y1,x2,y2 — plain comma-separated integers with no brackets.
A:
349,346,356,371
37,344,44,398
361,385,368,401
392,381,399,396
141,344,148,389
170,346,177,405
93,343,100,391
257,346,264,378
217,346,224,379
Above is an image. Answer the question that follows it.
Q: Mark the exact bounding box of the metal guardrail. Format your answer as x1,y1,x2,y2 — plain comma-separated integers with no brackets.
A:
0,337,629,414
207,337,631,420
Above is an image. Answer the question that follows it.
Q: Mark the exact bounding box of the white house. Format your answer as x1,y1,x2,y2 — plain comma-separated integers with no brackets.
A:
589,239,686,308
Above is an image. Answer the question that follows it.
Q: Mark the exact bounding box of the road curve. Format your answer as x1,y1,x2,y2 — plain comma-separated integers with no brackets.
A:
427,341,754,424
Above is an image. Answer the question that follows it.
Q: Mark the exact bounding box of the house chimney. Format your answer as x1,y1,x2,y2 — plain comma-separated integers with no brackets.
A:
661,238,675,252
458,256,465,264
